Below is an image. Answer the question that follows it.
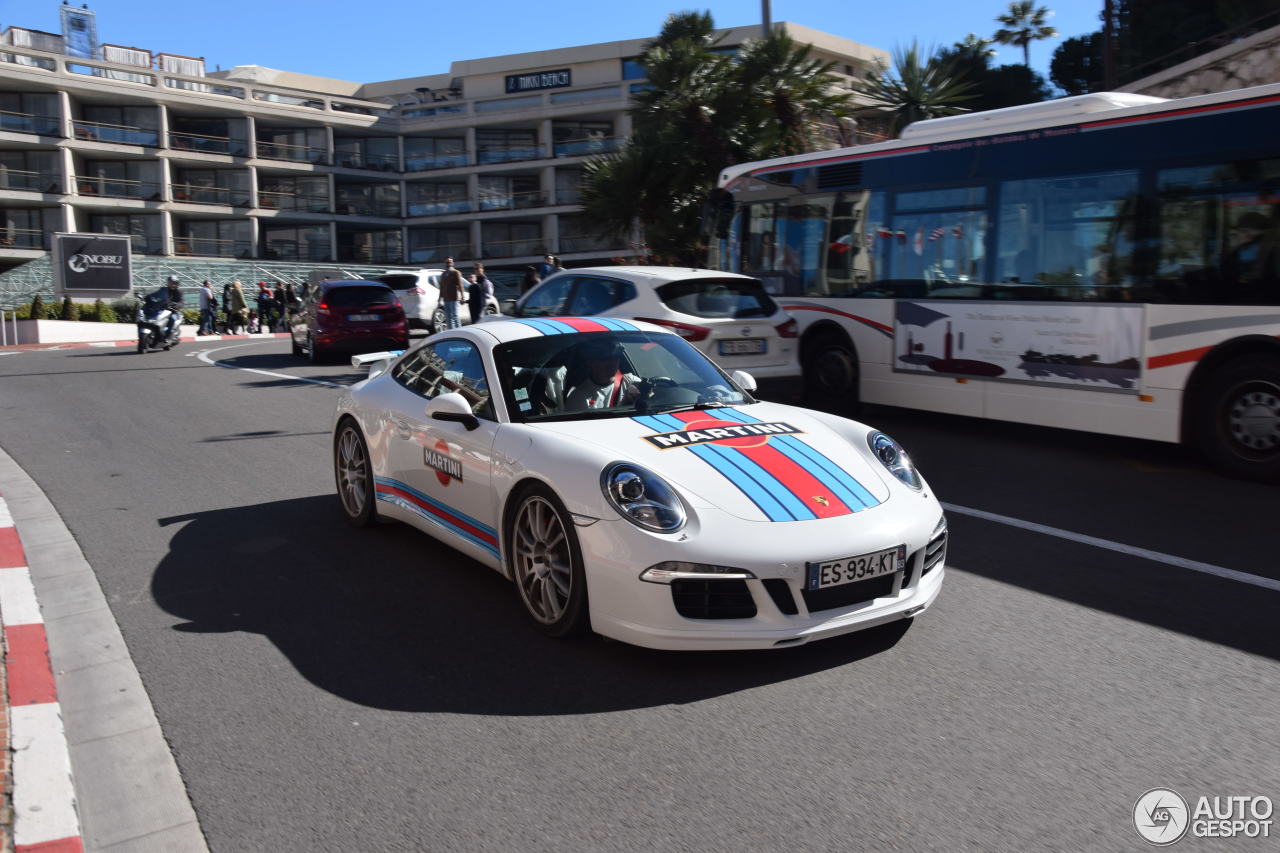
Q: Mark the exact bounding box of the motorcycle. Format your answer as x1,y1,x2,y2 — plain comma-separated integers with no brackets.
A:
136,290,182,352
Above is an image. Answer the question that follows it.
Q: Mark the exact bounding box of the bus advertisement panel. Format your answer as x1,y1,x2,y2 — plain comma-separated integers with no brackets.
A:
710,83,1280,481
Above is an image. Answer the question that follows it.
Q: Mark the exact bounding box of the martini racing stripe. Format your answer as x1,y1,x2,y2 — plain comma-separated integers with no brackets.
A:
666,411,852,519
507,317,640,335
714,408,880,511
375,476,500,557
635,414,797,520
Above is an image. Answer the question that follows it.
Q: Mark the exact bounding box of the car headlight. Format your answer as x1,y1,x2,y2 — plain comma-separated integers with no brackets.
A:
600,462,686,532
867,431,922,490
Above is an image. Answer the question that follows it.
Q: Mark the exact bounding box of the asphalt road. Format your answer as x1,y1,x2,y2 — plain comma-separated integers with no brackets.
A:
0,338,1276,852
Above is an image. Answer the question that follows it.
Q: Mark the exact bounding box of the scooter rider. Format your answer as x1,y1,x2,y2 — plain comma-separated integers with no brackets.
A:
157,275,184,341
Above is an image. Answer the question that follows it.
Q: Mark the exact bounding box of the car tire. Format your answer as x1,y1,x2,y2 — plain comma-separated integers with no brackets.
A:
307,333,323,364
430,307,446,334
291,334,302,357
1193,354,1280,482
803,330,859,413
507,484,589,638
334,420,378,527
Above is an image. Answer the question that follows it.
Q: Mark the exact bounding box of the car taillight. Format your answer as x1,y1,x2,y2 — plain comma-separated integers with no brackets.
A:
411,287,425,295
775,318,798,338
317,303,332,318
635,317,712,342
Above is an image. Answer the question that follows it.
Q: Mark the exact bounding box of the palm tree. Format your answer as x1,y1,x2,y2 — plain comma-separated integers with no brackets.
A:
581,12,857,264
994,1,1059,68
852,42,976,137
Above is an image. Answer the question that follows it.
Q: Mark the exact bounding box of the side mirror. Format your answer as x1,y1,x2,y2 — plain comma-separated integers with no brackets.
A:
425,392,480,431
730,370,757,393
501,298,519,316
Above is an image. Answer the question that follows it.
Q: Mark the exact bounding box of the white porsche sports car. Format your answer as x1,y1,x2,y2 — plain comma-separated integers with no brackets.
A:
333,317,947,650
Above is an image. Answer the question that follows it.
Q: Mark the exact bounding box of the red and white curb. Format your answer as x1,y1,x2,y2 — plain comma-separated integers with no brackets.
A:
0,331,289,352
0,494,84,853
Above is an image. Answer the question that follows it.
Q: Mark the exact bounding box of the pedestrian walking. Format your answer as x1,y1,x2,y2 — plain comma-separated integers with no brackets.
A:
226,280,248,334
551,255,564,273
220,280,235,333
272,285,287,332
520,265,541,296
197,280,216,336
256,281,276,333
437,257,466,330
536,254,555,279
468,263,494,324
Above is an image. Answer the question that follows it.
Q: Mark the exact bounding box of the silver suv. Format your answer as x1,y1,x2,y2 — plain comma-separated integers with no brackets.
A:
376,268,500,332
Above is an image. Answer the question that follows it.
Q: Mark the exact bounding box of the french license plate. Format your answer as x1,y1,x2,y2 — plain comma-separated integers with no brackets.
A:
349,313,380,322
806,545,904,590
719,338,766,356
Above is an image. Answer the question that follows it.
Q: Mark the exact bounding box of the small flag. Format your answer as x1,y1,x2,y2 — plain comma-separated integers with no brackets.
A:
952,223,964,238
894,229,907,243
876,225,893,239
864,232,875,249
928,226,945,242
912,227,924,256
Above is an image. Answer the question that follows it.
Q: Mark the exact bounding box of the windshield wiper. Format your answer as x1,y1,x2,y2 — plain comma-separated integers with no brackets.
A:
651,400,729,415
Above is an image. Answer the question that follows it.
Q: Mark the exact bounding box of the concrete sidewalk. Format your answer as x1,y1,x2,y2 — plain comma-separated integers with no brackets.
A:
0,447,207,853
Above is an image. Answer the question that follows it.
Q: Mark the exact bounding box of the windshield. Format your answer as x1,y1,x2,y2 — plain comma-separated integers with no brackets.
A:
495,331,756,423
324,285,397,308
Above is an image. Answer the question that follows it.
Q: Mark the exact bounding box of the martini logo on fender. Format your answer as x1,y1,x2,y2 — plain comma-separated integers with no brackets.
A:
643,421,802,449
424,440,463,485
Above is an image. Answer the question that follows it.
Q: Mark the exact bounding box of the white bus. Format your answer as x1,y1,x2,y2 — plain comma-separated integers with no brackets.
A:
709,83,1280,481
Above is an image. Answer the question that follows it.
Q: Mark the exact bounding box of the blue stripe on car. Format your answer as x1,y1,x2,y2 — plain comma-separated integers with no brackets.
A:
373,476,500,557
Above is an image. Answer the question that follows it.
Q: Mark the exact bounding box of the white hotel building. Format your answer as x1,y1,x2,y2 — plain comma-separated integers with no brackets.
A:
0,12,886,283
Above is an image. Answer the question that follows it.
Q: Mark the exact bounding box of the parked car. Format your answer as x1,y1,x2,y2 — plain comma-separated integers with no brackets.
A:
375,268,501,332
289,280,407,363
333,318,946,650
503,266,799,378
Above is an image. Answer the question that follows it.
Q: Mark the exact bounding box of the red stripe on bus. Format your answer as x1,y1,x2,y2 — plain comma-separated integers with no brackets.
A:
1147,346,1213,370
781,303,894,334
6,623,59,706
1081,93,1280,130
553,317,611,333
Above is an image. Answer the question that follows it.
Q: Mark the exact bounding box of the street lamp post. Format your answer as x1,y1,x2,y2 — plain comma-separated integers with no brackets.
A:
762,0,771,37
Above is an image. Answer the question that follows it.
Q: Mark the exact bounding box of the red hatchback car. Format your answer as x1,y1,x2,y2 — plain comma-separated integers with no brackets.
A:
290,280,408,363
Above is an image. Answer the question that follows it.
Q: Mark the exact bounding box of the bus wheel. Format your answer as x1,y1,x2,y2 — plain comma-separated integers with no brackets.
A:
1195,355,1280,482
804,332,859,413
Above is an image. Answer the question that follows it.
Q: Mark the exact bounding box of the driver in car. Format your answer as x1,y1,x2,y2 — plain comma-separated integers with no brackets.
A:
563,338,642,410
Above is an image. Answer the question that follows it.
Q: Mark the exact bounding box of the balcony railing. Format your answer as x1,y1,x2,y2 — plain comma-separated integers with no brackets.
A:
0,110,60,136
334,150,400,171
0,168,60,193
260,240,332,262
404,153,469,171
553,135,624,158
481,237,546,259
173,236,253,258
0,228,46,249
169,131,245,156
409,242,472,263
255,139,329,165
334,200,401,217
75,174,163,200
406,198,472,217
476,145,545,165
170,182,249,206
478,189,548,212
257,190,330,213
116,233,164,254
72,120,159,147
554,186,584,205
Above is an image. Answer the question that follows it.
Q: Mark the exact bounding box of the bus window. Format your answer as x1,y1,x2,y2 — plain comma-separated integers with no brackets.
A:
1156,160,1280,305
996,171,1138,300
863,186,986,298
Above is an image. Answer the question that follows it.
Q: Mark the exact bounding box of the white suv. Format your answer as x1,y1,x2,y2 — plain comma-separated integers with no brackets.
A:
375,269,501,332
506,266,799,378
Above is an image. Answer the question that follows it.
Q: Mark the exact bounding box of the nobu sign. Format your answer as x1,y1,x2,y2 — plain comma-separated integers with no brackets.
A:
54,233,133,294
505,69,571,93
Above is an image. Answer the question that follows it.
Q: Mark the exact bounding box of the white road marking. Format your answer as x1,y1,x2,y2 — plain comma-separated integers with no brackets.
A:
196,343,348,388
942,501,1280,593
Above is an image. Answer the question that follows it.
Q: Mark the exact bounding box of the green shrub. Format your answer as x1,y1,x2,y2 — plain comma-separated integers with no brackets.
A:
30,295,47,320
111,296,138,320
182,308,200,325
12,303,32,320
61,296,79,322
93,298,118,323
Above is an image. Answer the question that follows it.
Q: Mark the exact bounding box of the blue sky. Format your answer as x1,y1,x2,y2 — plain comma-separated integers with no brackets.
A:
3,0,1103,89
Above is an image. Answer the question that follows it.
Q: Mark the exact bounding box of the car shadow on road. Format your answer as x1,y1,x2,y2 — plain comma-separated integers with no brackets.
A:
151,496,910,715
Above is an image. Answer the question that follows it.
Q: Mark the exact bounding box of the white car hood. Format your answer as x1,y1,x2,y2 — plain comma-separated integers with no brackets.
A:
532,402,893,523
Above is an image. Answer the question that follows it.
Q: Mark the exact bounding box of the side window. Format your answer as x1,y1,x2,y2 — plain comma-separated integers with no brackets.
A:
518,276,575,316
566,276,621,314
391,340,494,418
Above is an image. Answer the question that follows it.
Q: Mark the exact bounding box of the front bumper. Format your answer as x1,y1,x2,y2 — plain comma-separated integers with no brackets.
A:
577,503,946,650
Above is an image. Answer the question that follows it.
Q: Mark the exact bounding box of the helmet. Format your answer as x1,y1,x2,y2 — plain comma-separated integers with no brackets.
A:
167,275,180,284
